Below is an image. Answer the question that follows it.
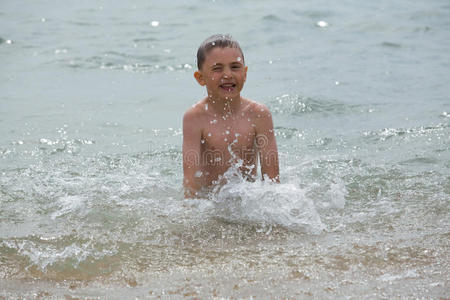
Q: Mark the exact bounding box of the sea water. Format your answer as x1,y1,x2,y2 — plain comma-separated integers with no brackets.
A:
1,0,449,298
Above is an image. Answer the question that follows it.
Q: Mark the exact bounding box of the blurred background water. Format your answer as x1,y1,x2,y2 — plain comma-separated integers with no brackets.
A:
1,0,449,298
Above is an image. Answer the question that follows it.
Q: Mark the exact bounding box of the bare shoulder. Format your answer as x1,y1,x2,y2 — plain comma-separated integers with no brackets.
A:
241,98,273,120
183,98,208,123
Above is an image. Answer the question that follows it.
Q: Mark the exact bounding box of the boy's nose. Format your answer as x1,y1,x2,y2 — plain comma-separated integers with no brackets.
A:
223,67,232,78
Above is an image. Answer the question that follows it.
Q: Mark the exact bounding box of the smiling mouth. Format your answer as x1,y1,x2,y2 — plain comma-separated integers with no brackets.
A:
220,83,236,91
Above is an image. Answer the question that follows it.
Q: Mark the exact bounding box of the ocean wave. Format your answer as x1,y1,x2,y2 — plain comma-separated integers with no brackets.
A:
268,94,366,116
1,236,118,279
274,126,305,140
55,52,192,73
362,123,448,142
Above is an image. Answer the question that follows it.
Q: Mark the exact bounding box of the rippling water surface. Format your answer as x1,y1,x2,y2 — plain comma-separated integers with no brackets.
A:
1,0,449,298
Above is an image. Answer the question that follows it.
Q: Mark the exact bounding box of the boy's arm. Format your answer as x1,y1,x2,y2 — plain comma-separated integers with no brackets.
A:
182,110,203,198
255,105,280,182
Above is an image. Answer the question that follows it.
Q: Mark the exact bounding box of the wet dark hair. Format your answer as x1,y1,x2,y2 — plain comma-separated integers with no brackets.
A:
196,34,244,70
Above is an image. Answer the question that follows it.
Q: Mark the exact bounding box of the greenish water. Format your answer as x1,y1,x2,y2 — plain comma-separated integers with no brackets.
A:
1,0,449,298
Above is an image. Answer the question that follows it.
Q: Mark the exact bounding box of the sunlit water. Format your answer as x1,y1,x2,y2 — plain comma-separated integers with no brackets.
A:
1,0,449,298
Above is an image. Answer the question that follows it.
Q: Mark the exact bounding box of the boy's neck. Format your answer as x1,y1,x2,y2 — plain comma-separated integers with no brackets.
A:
206,95,242,116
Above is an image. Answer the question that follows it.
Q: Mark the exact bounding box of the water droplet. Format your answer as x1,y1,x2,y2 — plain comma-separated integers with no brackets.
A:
194,171,203,177
208,133,212,137
224,138,228,142
210,119,218,124
225,130,230,134
151,21,160,27
205,104,208,110
237,56,242,61
54,49,68,54
317,20,329,27
41,18,46,22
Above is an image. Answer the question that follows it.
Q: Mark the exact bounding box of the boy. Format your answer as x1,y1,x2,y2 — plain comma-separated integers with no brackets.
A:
183,34,279,198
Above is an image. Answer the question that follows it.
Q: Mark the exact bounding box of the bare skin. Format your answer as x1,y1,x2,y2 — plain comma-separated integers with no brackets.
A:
183,47,279,198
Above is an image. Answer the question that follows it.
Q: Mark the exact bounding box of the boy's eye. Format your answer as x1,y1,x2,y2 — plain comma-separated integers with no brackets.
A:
212,66,222,71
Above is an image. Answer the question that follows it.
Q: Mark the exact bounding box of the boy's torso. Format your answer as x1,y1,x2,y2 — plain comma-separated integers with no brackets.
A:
195,98,259,185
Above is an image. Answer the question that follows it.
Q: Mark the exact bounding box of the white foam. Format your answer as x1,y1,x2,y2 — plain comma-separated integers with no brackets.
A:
328,182,346,209
209,167,325,234
379,270,419,282
51,195,85,220
2,239,116,271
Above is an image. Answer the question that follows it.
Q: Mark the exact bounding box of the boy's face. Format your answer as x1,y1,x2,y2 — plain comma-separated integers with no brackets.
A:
194,47,247,102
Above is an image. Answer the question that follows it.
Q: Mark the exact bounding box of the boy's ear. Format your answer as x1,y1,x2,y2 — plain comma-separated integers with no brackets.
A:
244,66,248,81
194,71,206,86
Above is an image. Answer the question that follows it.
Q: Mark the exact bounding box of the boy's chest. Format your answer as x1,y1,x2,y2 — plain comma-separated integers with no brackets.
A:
201,118,256,152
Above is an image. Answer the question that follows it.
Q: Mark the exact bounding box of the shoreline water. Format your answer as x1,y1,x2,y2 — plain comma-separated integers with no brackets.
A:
1,0,449,298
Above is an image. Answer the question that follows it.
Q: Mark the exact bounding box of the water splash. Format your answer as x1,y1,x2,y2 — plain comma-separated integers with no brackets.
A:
209,165,325,234
1,238,117,272
50,195,86,220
